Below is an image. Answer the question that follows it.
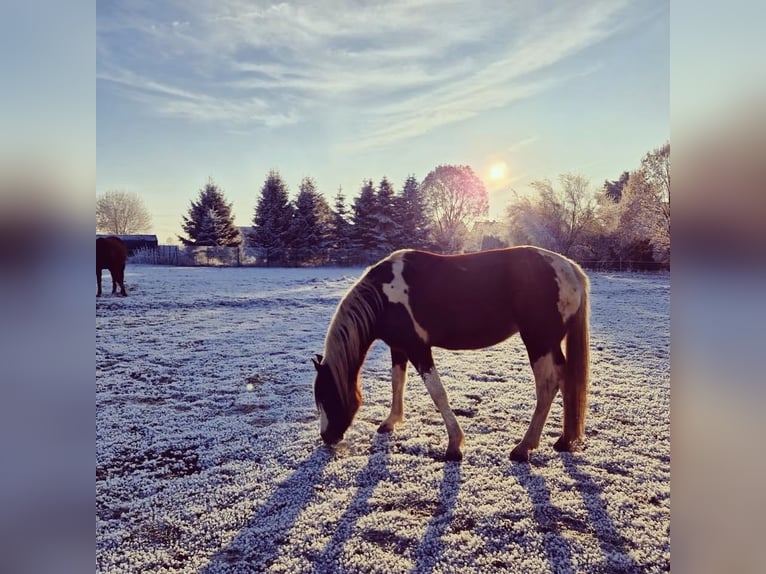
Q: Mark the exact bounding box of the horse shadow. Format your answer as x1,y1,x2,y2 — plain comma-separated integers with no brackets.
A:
199,437,464,573
310,433,394,571
198,447,334,572
410,460,462,574
510,456,640,573
560,455,641,573
312,436,462,573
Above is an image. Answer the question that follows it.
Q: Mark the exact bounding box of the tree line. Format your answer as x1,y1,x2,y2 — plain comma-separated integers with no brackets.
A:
96,143,669,269
506,143,670,268
176,164,488,265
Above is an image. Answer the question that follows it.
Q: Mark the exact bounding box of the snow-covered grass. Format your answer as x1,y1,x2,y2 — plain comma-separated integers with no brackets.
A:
97,265,669,573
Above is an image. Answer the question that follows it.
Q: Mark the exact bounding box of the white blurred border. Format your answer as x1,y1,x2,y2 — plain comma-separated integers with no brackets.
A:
0,2,94,574
673,1,766,573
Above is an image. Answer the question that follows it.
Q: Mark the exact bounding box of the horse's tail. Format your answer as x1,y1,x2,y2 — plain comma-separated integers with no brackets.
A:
564,265,590,442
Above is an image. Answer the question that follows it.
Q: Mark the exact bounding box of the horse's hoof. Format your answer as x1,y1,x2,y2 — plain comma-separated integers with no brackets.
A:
510,446,529,462
377,422,394,433
553,436,582,452
445,448,463,462
553,436,570,451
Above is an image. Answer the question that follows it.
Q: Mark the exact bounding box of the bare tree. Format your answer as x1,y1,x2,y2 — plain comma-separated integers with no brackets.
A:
420,164,488,253
507,174,596,257
96,190,152,235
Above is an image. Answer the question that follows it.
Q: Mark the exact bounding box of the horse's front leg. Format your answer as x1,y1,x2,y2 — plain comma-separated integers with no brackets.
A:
414,349,464,461
378,348,408,433
97,268,103,297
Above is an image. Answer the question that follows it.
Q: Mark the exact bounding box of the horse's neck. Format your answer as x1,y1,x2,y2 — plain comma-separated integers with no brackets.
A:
328,328,375,407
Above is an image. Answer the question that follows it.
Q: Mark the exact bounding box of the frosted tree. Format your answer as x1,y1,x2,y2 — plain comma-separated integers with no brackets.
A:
179,179,241,246
351,179,381,252
97,189,152,235
602,171,630,203
506,174,596,258
397,175,430,249
330,186,353,250
373,176,400,251
290,177,332,264
594,143,670,267
640,143,670,264
250,170,294,263
420,165,488,253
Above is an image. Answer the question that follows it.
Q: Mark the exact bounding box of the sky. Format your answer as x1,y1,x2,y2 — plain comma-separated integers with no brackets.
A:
97,0,668,244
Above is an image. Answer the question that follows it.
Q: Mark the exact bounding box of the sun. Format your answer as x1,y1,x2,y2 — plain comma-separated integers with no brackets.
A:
489,161,508,181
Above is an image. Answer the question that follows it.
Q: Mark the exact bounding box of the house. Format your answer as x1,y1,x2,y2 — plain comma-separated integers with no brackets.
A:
97,234,158,256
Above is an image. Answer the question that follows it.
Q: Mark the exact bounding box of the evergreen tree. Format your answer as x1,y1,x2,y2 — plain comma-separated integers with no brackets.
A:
351,179,380,252
330,186,353,250
602,171,630,203
374,176,400,251
179,179,241,246
397,175,430,249
250,170,294,263
290,177,332,264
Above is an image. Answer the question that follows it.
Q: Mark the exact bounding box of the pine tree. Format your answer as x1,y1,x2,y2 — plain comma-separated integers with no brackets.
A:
374,176,401,251
397,175,430,249
351,179,380,253
250,170,294,263
330,186,353,250
290,177,332,264
179,179,242,246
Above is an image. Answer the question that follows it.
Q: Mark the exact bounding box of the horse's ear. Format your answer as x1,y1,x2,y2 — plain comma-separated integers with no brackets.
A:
312,354,323,370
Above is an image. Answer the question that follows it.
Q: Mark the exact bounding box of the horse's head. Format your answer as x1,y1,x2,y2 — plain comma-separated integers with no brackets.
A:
312,354,357,446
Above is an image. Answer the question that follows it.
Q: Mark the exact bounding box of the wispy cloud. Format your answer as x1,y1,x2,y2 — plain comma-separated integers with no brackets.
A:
98,0,637,144
507,136,540,153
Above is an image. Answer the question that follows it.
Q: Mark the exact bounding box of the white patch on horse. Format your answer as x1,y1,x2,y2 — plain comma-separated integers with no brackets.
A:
542,253,583,324
532,352,562,387
382,257,429,342
318,403,329,434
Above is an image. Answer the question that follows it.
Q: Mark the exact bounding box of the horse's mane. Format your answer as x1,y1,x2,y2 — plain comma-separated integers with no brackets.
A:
322,275,384,411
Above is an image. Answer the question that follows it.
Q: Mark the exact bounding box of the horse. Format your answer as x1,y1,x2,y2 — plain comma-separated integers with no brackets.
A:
312,246,590,462
97,236,128,297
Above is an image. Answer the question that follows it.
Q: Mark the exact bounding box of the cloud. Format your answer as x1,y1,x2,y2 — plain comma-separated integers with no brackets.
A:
97,0,637,140
507,137,540,153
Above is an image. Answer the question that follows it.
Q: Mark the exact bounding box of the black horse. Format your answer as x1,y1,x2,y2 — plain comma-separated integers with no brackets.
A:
97,236,128,297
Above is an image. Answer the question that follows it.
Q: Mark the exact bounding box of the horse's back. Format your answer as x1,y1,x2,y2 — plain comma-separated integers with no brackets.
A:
375,247,584,351
97,236,128,269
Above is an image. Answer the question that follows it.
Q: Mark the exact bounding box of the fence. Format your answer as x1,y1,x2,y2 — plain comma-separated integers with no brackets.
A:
578,259,669,272
129,245,669,271
129,246,392,267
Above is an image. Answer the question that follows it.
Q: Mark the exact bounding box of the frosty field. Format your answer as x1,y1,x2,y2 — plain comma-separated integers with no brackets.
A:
96,264,670,573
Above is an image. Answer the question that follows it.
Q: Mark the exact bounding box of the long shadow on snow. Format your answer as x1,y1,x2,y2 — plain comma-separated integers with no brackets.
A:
312,436,462,574
311,433,394,572
510,462,578,572
198,447,333,573
511,456,641,573
561,455,642,573
409,461,462,574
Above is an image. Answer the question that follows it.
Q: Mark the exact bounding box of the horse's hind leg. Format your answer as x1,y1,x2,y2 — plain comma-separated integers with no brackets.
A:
112,264,127,296
97,268,102,297
378,348,408,433
510,349,564,462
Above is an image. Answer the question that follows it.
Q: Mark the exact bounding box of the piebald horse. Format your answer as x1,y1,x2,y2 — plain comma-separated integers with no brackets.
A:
312,246,590,462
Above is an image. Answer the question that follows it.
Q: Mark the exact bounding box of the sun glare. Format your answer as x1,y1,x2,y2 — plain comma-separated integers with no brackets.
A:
489,161,508,181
